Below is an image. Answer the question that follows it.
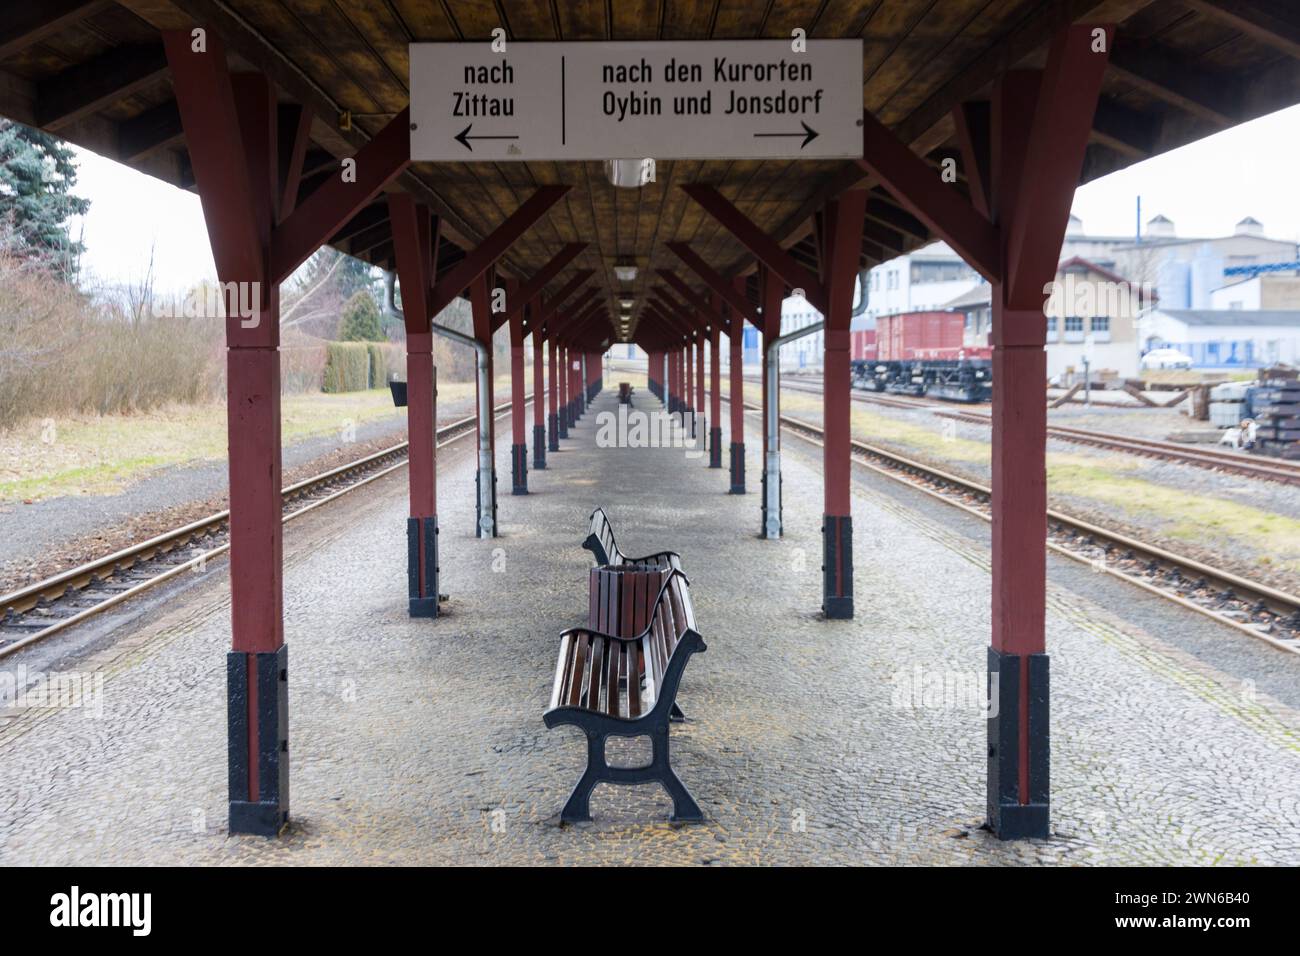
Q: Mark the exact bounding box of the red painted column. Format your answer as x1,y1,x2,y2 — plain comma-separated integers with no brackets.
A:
728,311,745,493
686,336,696,432
532,308,546,469
508,305,528,495
694,334,705,443
164,35,289,835
558,344,570,438
709,318,722,468
820,191,869,619
548,336,560,449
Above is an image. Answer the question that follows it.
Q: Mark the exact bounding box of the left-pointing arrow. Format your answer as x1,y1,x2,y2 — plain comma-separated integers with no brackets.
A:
455,123,521,152
752,121,819,149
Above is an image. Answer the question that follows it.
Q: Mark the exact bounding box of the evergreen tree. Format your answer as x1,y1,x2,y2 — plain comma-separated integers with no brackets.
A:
0,120,89,277
338,289,384,341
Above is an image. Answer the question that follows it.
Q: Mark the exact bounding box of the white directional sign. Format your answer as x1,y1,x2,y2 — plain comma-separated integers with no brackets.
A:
410,41,863,162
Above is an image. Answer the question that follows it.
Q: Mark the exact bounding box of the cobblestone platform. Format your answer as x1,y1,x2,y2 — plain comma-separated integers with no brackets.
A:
2,389,1299,865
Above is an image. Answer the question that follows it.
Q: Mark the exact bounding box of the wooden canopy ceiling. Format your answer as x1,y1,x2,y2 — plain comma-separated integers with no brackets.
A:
2,0,1298,342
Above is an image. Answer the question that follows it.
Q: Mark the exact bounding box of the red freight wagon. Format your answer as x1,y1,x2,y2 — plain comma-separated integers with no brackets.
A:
849,329,877,361
876,311,966,361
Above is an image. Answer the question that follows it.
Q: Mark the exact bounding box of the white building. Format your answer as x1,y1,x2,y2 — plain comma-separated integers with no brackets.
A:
1142,309,1300,369
861,241,981,319
1209,272,1300,311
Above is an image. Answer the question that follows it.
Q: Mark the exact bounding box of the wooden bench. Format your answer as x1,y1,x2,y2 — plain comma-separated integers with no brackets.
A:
544,569,706,822
582,507,681,571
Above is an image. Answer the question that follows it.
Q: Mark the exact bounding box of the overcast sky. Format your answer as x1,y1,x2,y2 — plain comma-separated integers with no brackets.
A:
69,101,1300,297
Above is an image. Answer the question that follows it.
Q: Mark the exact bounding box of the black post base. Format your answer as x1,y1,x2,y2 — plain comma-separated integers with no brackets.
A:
406,515,439,617
511,443,528,495
558,408,569,439
987,648,1050,840
821,515,853,619
729,441,745,494
533,424,546,469
709,427,723,468
228,644,289,836
548,413,559,451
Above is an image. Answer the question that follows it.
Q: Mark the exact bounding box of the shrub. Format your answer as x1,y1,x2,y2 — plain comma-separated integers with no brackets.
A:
338,290,383,341
322,341,372,393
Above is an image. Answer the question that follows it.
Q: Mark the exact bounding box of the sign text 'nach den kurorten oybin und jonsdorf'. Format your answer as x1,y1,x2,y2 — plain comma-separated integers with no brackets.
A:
410,40,864,162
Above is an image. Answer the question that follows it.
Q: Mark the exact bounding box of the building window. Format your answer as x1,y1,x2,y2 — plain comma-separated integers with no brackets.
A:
1046,316,1058,333
1090,315,1110,343
887,271,898,290
1064,315,1084,343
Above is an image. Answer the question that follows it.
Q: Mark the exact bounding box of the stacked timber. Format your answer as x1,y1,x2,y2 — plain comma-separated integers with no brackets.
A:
1252,379,1300,459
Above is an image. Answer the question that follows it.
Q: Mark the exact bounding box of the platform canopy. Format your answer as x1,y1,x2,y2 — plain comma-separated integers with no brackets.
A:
2,0,1298,339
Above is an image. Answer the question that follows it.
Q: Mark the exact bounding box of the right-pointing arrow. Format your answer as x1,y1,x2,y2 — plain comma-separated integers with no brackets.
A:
753,121,819,149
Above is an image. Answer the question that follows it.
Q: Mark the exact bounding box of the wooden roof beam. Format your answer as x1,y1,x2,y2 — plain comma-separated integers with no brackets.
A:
682,184,827,314
666,242,760,327
501,242,588,324
1108,40,1237,128
656,269,730,335
858,108,1000,282
38,44,169,129
117,99,183,163
1181,0,1300,60
427,185,570,318
0,1,113,61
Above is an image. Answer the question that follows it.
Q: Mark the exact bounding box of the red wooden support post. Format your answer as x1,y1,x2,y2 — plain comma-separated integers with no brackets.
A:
709,300,722,468
470,274,497,536
820,190,869,617
984,27,1111,841
729,278,747,493
558,343,570,438
163,32,286,837
388,194,440,619
508,281,528,495
548,332,561,449
694,333,704,444
531,299,546,469
684,334,695,431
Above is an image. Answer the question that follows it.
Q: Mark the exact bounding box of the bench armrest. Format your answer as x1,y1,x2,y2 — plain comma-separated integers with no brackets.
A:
558,625,646,645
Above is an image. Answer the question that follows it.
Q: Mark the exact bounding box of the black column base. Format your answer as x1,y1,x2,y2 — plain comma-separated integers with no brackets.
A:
729,441,745,494
709,427,723,468
533,424,546,469
548,413,559,451
987,648,1050,840
406,515,439,617
558,408,569,439
228,644,289,836
511,443,528,494
821,515,853,619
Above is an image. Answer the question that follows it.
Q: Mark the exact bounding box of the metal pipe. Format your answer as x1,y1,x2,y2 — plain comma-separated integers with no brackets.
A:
764,319,826,539
432,322,495,536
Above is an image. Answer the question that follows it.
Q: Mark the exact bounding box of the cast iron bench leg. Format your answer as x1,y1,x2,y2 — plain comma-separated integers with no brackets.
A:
670,702,686,723
560,730,605,823
655,726,703,822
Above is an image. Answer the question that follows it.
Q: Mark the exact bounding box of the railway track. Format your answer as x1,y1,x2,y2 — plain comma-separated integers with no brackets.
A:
730,398,1300,654
933,409,1300,486
0,402,517,659
765,373,1300,485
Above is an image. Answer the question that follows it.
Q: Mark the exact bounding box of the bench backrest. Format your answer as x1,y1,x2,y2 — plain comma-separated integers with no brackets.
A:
644,570,694,683
583,507,624,566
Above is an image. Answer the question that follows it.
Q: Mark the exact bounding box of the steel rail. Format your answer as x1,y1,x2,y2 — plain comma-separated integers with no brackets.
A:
0,399,527,658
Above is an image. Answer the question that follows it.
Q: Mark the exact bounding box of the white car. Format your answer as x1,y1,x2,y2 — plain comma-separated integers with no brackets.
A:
1140,347,1194,370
